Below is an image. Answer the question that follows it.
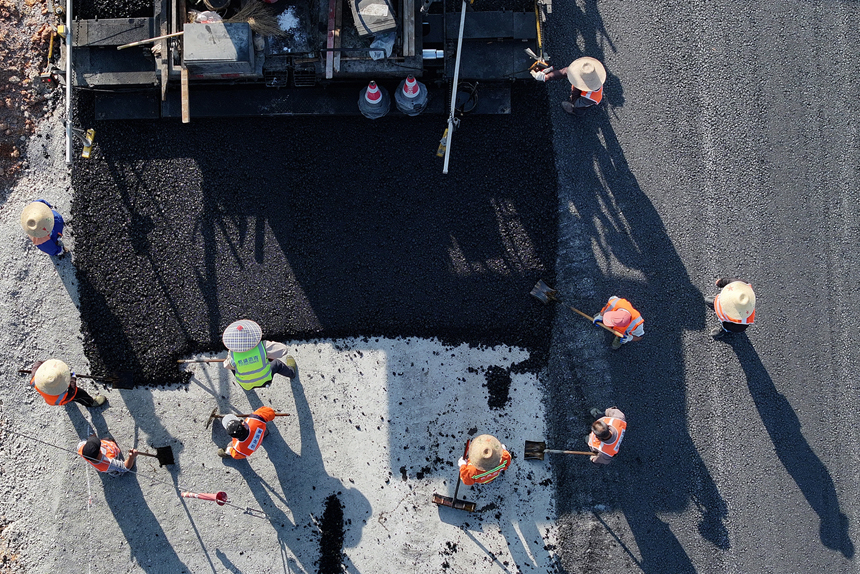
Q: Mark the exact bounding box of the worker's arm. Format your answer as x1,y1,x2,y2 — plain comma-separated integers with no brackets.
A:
590,450,613,465
124,449,138,470
604,407,625,421
28,361,44,387
500,450,512,470
254,406,277,422
263,341,289,361
716,277,744,289
458,462,478,486
620,322,645,343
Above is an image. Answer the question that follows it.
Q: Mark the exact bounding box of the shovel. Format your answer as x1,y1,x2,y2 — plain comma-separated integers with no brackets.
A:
530,280,618,335
18,368,136,389
524,440,593,461
432,440,476,513
176,358,225,364
135,446,176,466
205,407,291,429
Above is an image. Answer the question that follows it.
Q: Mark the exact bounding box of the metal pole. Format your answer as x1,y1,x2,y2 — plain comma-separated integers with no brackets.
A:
442,0,467,175
64,0,72,165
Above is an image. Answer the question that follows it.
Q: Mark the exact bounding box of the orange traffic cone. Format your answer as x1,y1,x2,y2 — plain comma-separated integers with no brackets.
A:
365,81,383,103
359,80,390,119
401,75,420,98
395,75,428,116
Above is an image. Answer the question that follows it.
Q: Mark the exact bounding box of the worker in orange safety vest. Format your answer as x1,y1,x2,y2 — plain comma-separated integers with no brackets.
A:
77,434,137,476
704,278,755,338
593,296,644,350
531,56,606,116
587,407,626,465
458,434,512,485
217,406,276,460
28,359,106,408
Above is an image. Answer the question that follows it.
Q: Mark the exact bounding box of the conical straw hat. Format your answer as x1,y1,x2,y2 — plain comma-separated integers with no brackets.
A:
565,57,606,91
222,319,263,352
719,281,756,321
34,359,71,395
468,434,503,471
20,202,54,238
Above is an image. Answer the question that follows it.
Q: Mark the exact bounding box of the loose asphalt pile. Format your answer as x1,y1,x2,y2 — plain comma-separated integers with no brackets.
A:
70,84,557,387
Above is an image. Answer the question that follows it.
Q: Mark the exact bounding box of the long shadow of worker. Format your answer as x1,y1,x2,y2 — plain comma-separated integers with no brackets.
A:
274,373,372,550
546,111,728,573
66,402,109,439
99,471,190,573
217,372,371,572
542,3,730,572
727,335,854,558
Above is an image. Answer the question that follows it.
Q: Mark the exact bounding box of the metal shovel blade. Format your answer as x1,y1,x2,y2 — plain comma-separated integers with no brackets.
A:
530,280,558,305
154,446,175,466
524,440,546,461
432,493,476,513
138,445,176,466
110,371,136,389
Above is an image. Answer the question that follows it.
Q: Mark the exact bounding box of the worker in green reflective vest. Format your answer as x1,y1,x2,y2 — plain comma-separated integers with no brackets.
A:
221,319,297,391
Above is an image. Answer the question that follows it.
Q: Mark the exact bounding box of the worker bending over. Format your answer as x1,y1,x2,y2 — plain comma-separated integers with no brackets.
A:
218,407,276,459
222,319,297,390
77,434,137,476
587,407,626,465
28,359,106,408
593,296,644,350
458,434,512,485
705,278,755,338
531,56,606,116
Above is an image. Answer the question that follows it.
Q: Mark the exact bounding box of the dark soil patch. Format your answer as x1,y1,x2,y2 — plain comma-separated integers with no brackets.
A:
71,83,557,386
317,494,345,574
484,365,510,409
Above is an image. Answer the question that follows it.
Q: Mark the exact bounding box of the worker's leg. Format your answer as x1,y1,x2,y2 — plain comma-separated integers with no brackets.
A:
270,358,296,379
70,387,106,408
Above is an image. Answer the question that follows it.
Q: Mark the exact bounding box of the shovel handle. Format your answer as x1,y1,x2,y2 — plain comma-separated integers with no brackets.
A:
176,359,225,363
136,451,159,458
17,369,118,383
564,305,619,335
545,449,594,456
214,412,290,418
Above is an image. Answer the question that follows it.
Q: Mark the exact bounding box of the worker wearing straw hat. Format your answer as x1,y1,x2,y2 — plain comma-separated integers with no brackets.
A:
587,406,626,465
77,433,138,476
458,434,512,486
222,319,297,391
593,296,644,350
20,200,68,257
217,407,276,459
28,359,106,408
530,56,607,116
704,278,756,338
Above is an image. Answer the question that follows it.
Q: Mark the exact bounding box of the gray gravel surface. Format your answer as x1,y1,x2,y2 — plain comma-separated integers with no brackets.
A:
544,0,860,572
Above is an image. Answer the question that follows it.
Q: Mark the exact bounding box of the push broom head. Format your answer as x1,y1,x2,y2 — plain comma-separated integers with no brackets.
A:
432,493,476,513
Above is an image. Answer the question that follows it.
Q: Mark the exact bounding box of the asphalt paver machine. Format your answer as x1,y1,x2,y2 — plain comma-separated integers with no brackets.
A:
64,0,551,120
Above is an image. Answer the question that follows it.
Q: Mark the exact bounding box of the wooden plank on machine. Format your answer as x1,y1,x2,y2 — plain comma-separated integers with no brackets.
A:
325,0,337,79
403,0,414,57
334,0,342,73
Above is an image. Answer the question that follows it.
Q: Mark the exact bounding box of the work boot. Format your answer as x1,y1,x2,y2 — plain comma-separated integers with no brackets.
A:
709,326,725,338
92,395,107,407
611,336,623,350
284,355,298,378
217,448,230,458
561,101,575,115
589,407,603,419
704,295,716,305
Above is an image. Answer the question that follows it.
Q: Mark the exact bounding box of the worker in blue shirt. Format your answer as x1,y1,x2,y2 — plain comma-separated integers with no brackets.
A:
20,200,68,257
